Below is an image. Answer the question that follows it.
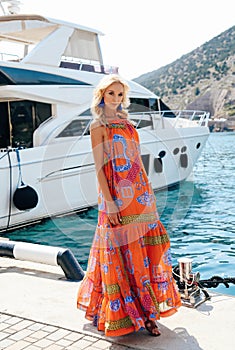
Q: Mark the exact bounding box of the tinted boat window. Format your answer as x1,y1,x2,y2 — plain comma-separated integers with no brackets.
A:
129,98,150,113
131,118,152,128
80,109,92,116
129,97,176,117
57,119,90,137
0,67,90,85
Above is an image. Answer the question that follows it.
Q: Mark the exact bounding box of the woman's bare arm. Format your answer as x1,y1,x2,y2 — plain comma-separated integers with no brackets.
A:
90,121,121,225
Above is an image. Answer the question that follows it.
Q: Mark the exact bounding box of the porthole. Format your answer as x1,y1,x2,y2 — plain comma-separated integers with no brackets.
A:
196,142,201,149
173,148,179,155
158,150,166,158
181,146,187,153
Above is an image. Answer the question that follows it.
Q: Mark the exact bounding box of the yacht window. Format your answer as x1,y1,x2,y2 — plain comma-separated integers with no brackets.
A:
129,98,150,113
57,119,90,138
131,118,152,128
149,98,159,111
129,97,176,118
80,109,92,116
155,98,176,118
129,97,166,112
0,66,90,86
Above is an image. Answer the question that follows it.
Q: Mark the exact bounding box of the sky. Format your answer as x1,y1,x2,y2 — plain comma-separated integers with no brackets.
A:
6,0,235,80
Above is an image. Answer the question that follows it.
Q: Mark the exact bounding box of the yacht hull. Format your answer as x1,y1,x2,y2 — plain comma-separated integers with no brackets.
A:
0,124,209,231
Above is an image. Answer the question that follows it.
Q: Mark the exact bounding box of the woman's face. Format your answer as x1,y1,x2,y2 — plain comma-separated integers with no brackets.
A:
103,82,124,110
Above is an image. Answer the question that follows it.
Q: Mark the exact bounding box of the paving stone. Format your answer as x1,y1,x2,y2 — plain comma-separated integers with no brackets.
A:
11,320,34,331
4,317,22,326
27,323,45,331
64,332,84,342
66,345,88,350
0,323,10,331
41,325,58,333
23,346,41,350
2,328,16,335
0,332,9,341
33,337,54,348
23,336,38,343
46,328,71,341
55,338,73,347
82,347,107,350
9,329,34,341
0,338,15,349
0,315,11,322
45,344,64,350
93,339,115,349
71,338,94,349
29,329,49,340
83,335,98,343
3,339,31,350
106,345,130,350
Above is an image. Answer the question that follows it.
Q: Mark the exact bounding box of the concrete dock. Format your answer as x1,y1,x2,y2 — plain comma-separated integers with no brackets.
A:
0,256,235,350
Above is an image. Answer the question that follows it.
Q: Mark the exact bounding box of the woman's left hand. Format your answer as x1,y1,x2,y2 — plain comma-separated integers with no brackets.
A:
106,201,122,226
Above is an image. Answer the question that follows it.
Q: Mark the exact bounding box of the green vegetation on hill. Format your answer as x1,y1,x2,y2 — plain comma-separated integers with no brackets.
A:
134,25,235,121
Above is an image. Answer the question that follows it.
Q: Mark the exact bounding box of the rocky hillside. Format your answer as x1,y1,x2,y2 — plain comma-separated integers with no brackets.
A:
134,25,235,124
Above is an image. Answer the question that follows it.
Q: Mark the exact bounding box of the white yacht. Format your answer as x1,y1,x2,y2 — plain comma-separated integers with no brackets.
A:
0,1,210,231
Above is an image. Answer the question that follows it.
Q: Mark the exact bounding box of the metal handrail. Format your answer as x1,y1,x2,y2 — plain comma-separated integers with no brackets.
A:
162,110,210,127
0,52,20,61
129,110,210,127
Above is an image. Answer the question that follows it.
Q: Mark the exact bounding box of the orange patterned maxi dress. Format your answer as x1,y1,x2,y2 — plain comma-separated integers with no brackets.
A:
77,119,181,337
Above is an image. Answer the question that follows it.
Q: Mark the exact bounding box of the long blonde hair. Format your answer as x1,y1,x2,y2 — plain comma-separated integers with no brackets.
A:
91,74,130,125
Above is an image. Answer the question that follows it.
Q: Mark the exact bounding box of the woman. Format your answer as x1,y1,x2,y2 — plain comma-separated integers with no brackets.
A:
77,74,181,337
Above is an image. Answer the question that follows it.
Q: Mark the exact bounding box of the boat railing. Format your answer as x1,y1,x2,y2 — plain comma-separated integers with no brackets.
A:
129,110,210,128
0,52,119,73
59,59,119,74
166,110,210,127
0,52,20,61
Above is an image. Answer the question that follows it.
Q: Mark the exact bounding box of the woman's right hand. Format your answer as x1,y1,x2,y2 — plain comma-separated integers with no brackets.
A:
106,201,122,226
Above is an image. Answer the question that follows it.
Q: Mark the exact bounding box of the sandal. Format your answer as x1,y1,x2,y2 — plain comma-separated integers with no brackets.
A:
145,320,161,337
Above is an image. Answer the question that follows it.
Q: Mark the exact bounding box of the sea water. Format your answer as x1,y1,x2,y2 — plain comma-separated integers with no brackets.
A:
5,132,235,296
